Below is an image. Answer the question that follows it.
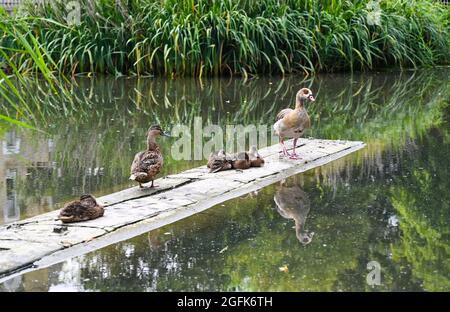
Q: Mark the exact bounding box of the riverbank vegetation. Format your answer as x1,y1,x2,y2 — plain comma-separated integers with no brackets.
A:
1,0,449,77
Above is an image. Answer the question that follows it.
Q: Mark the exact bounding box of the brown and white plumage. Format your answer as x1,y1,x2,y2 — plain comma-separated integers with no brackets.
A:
229,151,251,170
207,149,232,173
59,194,104,223
273,88,315,159
248,146,265,167
207,150,253,172
130,125,169,188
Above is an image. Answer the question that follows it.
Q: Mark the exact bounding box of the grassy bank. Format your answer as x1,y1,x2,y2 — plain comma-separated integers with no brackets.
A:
1,0,449,77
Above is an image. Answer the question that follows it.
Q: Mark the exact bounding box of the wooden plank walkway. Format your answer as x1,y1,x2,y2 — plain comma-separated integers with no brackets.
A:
0,138,365,281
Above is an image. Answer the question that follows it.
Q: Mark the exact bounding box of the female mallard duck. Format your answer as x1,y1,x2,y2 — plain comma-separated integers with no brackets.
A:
207,149,232,173
130,125,169,188
58,194,104,223
207,150,251,172
248,146,265,167
273,88,315,159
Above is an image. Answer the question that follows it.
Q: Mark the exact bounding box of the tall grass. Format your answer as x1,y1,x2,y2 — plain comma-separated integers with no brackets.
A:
1,0,448,77
0,14,78,127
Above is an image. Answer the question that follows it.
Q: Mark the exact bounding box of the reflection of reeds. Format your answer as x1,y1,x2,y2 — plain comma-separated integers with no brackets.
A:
311,96,447,191
3,68,447,131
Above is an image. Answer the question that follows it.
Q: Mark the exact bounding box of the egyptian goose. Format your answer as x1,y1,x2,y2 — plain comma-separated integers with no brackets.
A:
273,88,315,159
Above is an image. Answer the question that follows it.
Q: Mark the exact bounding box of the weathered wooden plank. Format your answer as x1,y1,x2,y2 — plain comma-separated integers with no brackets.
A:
0,138,365,281
0,223,107,247
99,177,192,206
0,240,62,275
0,224,107,275
82,196,197,231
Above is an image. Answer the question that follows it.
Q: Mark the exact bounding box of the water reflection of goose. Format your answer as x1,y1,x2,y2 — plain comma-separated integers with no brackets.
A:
274,179,314,245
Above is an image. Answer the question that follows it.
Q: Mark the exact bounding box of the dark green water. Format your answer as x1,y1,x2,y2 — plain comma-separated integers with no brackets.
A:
0,70,449,291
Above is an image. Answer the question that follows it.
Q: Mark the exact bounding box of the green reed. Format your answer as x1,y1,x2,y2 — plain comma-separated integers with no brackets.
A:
1,0,448,77
0,13,78,128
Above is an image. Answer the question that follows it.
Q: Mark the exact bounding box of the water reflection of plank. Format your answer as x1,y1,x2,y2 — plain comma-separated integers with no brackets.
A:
0,138,365,281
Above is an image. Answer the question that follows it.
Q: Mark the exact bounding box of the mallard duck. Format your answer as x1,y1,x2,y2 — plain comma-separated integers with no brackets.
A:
58,194,104,223
207,149,254,172
207,149,232,173
230,151,251,170
274,180,314,245
273,88,315,159
248,146,265,167
130,125,169,188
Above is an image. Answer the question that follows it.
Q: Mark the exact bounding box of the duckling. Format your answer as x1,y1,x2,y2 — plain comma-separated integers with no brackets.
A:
207,149,232,173
274,180,314,245
130,125,170,188
230,151,251,170
248,146,265,167
58,194,104,223
273,88,315,159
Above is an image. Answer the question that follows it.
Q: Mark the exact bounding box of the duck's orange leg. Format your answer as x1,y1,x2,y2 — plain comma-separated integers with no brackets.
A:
150,180,159,188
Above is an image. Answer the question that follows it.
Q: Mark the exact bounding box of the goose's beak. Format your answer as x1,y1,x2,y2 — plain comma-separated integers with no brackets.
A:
161,131,171,137
309,95,315,102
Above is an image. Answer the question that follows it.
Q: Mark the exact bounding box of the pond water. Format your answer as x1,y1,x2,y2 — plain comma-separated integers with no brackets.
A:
0,69,448,291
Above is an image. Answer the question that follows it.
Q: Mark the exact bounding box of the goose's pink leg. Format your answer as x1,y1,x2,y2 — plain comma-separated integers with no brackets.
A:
279,138,291,157
289,138,301,160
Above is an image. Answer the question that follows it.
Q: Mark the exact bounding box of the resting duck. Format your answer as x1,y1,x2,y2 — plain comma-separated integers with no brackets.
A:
207,149,232,173
207,150,253,172
273,88,315,159
230,151,251,170
58,194,104,223
274,180,314,245
130,125,169,188
248,146,265,167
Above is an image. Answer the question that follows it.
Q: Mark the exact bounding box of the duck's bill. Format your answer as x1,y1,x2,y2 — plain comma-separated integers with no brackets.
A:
309,95,315,102
162,131,171,137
